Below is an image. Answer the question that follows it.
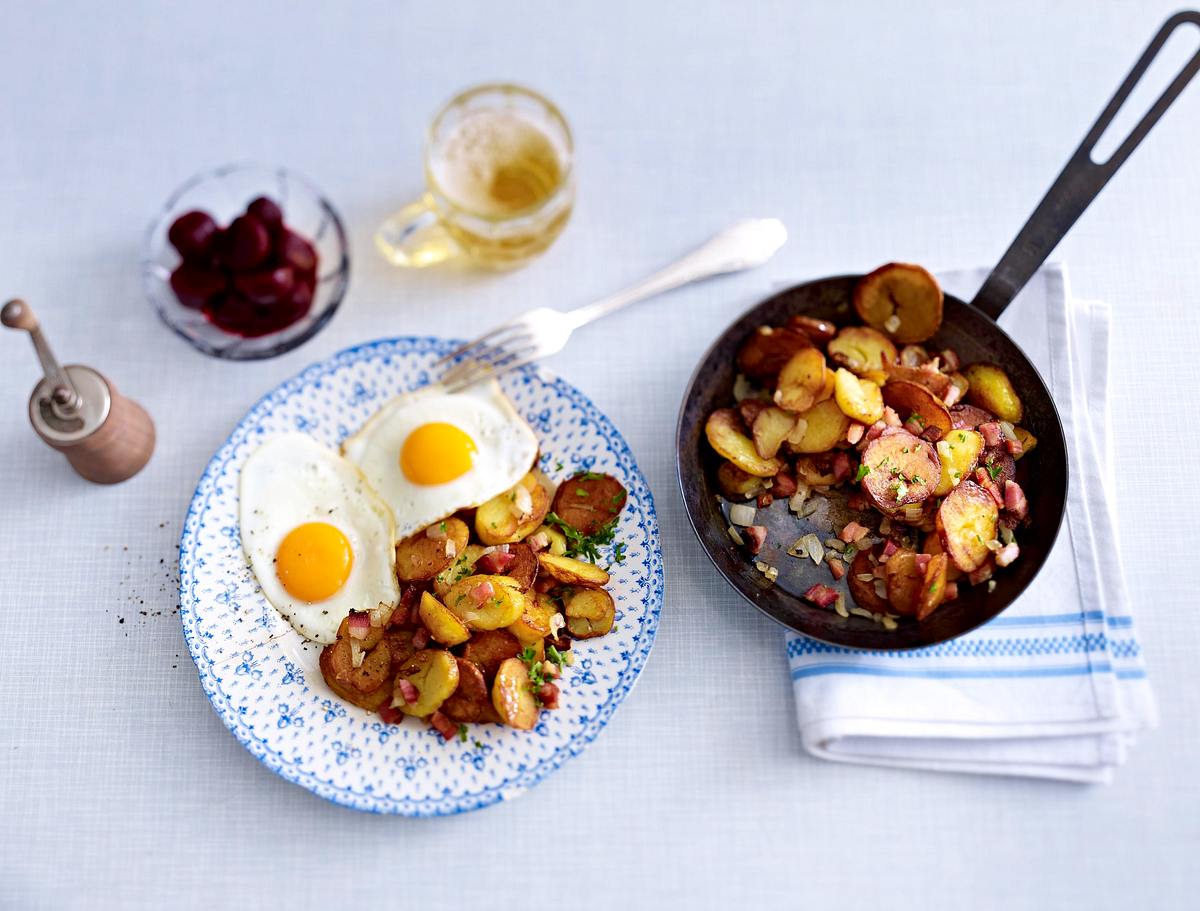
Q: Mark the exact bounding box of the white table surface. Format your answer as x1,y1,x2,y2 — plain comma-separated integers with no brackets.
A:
3,2,1198,908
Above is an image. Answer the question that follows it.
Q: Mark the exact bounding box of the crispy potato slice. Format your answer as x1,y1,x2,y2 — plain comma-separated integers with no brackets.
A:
475,474,551,545
395,517,470,582
936,481,999,573
833,368,885,425
980,448,1016,487
886,364,952,399
498,542,539,591
934,429,984,496
860,430,939,513
786,398,851,454
531,523,568,556
418,591,471,646
320,640,394,709
814,367,837,404
885,550,924,616
921,532,962,581
461,629,523,680
793,454,839,486
1013,426,1037,458
564,587,616,639
774,348,828,414
882,380,952,435
492,657,539,730
828,326,898,377
335,613,383,649
439,658,500,724
445,575,527,630
384,628,420,672
787,315,838,346
705,408,784,477
949,404,995,429
736,326,813,382
537,552,610,587
752,406,798,459
962,363,1023,423
716,461,767,500
848,548,889,613
393,649,460,717
550,472,627,535
854,263,944,343
916,553,949,620
507,592,559,646
432,543,485,598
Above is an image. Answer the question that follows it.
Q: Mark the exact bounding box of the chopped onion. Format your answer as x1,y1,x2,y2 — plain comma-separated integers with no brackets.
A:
787,538,808,559
884,314,902,333
528,532,550,552
803,533,825,566
549,613,565,637
733,373,756,402
511,484,534,519
987,579,997,593
873,579,888,600
999,524,1016,546
879,517,892,536
347,611,371,640
444,539,457,559
999,421,1018,441
856,572,874,582
729,503,757,526
728,525,745,546
834,594,849,618
985,538,1004,553
880,615,898,631
824,537,845,552
426,523,448,540
350,641,364,668
900,503,924,524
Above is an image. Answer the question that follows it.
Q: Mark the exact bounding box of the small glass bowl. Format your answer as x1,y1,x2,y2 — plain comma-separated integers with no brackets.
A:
143,163,350,360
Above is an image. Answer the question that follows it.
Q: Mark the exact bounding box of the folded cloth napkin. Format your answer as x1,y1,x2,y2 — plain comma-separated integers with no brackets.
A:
785,263,1157,783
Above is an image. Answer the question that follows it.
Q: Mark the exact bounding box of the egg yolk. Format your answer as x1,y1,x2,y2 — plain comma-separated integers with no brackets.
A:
400,422,477,484
275,522,353,602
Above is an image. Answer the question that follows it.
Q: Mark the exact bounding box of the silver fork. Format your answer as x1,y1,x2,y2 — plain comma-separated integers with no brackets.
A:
435,218,787,392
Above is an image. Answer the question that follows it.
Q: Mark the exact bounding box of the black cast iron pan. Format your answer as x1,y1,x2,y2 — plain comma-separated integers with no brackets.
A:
677,11,1200,649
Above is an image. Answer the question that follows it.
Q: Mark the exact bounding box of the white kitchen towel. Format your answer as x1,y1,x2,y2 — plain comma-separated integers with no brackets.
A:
785,264,1157,783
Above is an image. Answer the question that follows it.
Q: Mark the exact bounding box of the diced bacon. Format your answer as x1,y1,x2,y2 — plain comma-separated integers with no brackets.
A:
840,521,869,544
756,492,774,508
873,562,888,580
969,564,994,586
537,682,560,709
846,422,866,445
903,417,925,436
430,711,459,741
974,469,1004,507
1004,437,1024,456
884,407,902,428
920,425,944,443
743,525,768,555
378,703,405,725
802,584,839,608
943,581,959,601
425,523,448,540
828,558,846,581
979,422,1003,447
347,610,371,640
832,451,852,483
477,548,516,573
915,553,931,573
397,679,419,705
943,384,964,407
847,493,870,511
770,471,798,498
527,532,550,553
412,627,430,649
1004,480,1028,521
881,540,899,559
939,348,960,372
865,421,887,444
469,581,495,604
995,542,1020,567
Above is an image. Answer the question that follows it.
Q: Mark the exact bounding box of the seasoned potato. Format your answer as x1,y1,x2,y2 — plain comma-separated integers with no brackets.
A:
885,550,924,616
507,591,559,646
936,480,999,573
432,543,485,598
736,326,813,382
462,629,523,680
440,658,499,724
854,263,943,343
705,408,784,477
320,639,393,710
384,628,420,672
445,574,527,630
949,404,996,429
827,326,898,378
916,553,949,620
532,523,568,556
396,517,471,583
848,548,888,612
320,651,394,711
882,380,952,435
418,591,470,646
537,552,610,587
475,474,551,545
752,406,798,459
886,364,952,399
815,367,837,404
934,429,984,496
921,532,962,581
786,398,851,454
550,472,627,535
774,348,828,414
492,657,539,730
564,587,616,638
980,448,1016,487
962,363,1023,423
334,613,383,649
833,368,885,425
1013,426,1037,458
393,649,460,717
498,541,539,591
793,454,839,486
717,461,767,500
787,314,838,346
859,430,940,512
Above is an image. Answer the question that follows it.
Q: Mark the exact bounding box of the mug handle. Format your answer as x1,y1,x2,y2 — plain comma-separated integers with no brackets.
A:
374,193,459,267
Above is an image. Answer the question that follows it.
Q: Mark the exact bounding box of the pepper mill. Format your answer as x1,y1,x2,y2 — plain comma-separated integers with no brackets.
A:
3,298,155,484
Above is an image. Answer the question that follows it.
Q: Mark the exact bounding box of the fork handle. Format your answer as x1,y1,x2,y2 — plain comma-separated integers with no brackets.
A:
563,218,787,329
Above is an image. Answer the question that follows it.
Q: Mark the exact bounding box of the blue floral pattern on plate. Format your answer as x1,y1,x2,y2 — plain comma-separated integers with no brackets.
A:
178,337,664,816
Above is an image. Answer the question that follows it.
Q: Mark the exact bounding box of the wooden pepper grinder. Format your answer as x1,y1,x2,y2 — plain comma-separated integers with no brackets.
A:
3,298,155,484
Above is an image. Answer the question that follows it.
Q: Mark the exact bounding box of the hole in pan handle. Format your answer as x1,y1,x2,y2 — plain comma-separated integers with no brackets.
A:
972,10,1200,321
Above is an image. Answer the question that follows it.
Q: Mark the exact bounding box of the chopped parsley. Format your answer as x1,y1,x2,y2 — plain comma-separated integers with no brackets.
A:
579,471,605,481
928,581,939,593
544,512,621,564
439,521,447,533
986,462,1003,480
843,545,858,562
575,487,589,497
458,723,468,743
554,461,564,472
608,541,627,568
546,644,566,667
854,464,871,483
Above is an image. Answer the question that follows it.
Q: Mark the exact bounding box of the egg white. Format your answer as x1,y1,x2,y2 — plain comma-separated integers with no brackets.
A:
341,380,539,540
239,433,400,644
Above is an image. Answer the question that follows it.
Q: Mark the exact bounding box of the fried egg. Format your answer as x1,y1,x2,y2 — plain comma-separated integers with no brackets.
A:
239,433,399,644
341,380,539,539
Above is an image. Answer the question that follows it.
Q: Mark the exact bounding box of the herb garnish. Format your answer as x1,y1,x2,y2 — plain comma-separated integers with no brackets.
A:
986,462,1003,480
854,464,871,483
544,512,621,564
458,723,468,743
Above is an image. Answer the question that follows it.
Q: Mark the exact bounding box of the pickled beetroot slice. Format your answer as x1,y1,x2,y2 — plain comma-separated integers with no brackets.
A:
277,230,318,274
234,266,295,305
246,197,284,231
223,215,272,271
167,211,219,262
169,264,227,310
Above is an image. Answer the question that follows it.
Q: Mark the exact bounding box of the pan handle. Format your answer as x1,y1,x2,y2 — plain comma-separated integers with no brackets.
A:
972,10,1200,320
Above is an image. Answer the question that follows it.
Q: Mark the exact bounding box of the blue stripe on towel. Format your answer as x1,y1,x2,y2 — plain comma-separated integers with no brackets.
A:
791,661,1114,681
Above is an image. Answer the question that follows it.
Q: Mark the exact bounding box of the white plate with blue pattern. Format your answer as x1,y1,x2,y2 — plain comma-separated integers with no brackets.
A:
178,337,664,815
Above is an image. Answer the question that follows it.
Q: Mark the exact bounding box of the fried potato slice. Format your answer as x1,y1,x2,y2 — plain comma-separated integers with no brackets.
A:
848,547,889,613
921,532,962,581
475,474,551,545
550,472,627,536
786,398,851,454
774,348,828,414
885,550,924,616
432,543,485,598
393,648,460,717
833,368,885,425
934,429,984,496
1013,426,1037,458
445,575,528,630
882,380,953,435
787,315,838,346
499,542,539,591
886,364,952,399
507,591,559,646
828,326,898,378
962,363,1023,423
564,587,616,639
854,263,943,343
418,591,471,646
752,406,798,459
462,629,523,680
531,523,568,556
396,517,470,582
705,408,784,477
320,640,394,710
493,657,539,730
736,326,813,382
537,552,610,587
440,658,500,724
716,461,767,500
859,430,940,513
916,553,949,620
936,480,999,573
949,404,995,429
